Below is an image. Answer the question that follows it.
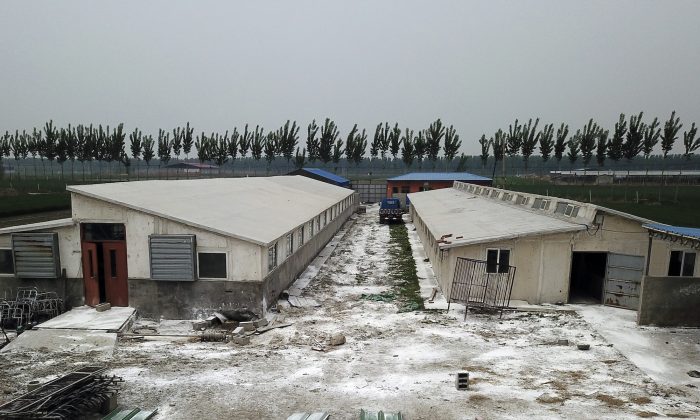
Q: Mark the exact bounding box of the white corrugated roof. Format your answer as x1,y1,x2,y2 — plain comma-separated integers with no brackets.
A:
408,188,585,248
0,218,74,235
67,176,353,246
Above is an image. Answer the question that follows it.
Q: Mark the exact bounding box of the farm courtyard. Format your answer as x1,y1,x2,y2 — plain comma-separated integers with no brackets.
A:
1,206,699,419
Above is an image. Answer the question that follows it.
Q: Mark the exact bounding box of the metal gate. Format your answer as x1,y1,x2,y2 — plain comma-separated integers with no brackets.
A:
448,257,516,319
604,253,644,310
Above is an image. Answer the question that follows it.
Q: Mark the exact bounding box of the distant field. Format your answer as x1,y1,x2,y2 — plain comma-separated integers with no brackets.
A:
499,178,700,227
0,194,71,219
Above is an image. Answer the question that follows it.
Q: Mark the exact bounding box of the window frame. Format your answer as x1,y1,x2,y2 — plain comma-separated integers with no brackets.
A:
486,248,511,274
0,248,14,276
196,251,228,280
298,225,305,246
268,242,278,272
286,233,294,258
309,219,315,236
668,250,696,277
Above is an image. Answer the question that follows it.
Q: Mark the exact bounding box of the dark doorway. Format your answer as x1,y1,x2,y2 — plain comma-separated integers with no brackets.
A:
569,252,607,304
81,223,129,307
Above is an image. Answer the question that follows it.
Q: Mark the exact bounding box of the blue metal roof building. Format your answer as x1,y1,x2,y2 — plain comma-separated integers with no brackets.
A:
288,168,351,188
387,172,492,182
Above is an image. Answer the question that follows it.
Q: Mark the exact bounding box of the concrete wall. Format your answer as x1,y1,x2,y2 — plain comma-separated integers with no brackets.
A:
0,224,84,308
638,276,700,326
411,206,650,305
262,195,358,309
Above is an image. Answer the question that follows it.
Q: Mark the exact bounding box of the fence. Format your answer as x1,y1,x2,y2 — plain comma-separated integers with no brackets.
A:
447,257,516,319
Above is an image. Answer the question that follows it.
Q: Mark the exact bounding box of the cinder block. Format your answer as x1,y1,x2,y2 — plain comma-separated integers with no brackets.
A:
232,327,245,336
240,321,255,331
455,371,469,390
254,318,269,328
229,336,250,346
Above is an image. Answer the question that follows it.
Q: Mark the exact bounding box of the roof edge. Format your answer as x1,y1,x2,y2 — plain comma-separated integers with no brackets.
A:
0,218,75,235
67,188,268,246
440,225,586,249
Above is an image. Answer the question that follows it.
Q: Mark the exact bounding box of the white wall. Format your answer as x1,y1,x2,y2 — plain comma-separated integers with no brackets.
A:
412,206,651,305
648,237,699,277
71,193,262,282
0,224,82,279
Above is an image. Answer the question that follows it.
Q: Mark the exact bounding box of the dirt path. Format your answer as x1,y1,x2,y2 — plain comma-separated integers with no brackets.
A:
0,207,698,419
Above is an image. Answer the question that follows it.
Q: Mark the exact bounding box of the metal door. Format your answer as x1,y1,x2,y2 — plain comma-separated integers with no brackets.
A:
81,242,100,307
102,241,129,307
604,253,644,310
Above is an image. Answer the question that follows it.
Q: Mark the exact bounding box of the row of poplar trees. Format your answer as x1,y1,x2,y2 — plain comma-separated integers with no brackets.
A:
479,111,699,176
0,118,462,178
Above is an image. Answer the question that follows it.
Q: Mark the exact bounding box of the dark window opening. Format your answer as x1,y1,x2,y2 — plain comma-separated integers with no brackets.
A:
669,251,696,277
96,244,106,303
392,187,399,193
83,223,125,241
88,250,94,276
400,186,410,193
198,253,227,279
0,249,13,274
569,252,607,304
486,249,510,273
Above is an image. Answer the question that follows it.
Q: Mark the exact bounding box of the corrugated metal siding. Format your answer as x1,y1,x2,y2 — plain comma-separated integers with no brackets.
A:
149,235,196,281
11,233,61,278
604,253,644,310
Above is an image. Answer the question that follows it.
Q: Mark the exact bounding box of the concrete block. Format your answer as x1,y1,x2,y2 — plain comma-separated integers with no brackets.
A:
254,318,269,328
95,303,111,312
229,336,250,346
192,321,209,330
100,392,118,414
240,321,255,331
455,371,469,390
232,327,245,336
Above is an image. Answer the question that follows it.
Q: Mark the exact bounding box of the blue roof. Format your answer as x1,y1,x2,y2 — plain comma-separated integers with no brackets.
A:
387,172,491,182
643,223,700,240
300,168,350,185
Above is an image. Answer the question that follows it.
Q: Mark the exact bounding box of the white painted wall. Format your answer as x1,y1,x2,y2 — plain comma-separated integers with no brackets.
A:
0,224,82,279
71,193,262,282
412,206,653,305
648,237,699,277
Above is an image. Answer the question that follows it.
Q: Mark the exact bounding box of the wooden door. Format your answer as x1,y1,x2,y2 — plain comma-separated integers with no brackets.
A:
102,241,129,307
81,242,100,306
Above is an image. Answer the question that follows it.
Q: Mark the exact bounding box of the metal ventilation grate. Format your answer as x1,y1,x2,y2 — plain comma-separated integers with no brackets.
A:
149,235,197,281
11,233,61,279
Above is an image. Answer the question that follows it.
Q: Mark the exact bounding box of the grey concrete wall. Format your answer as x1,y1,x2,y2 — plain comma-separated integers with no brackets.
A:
262,202,357,309
0,276,84,309
638,276,700,327
128,278,263,319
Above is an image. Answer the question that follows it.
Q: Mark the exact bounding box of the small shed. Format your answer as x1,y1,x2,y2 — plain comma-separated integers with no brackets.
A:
288,168,350,188
386,172,491,197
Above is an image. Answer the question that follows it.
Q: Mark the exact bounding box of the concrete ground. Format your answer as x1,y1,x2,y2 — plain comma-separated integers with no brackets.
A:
0,206,698,419
575,304,700,400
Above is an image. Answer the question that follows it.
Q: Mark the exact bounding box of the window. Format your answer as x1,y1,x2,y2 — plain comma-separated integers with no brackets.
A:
502,192,513,201
268,243,278,271
0,249,13,275
286,233,294,257
83,223,125,241
323,211,328,226
316,216,321,232
198,252,227,279
309,220,315,236
486,249,510,273
400,186,410,193
392,187,399,193
490,190,500,198
516,195,529,205
668,251,696,277
532,198,551,210
299,226,305,246
555,202,580,217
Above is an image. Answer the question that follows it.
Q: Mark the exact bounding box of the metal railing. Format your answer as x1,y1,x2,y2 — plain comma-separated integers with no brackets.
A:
447,257,516,319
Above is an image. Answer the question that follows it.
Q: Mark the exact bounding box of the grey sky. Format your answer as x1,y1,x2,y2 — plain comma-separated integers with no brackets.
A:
1,0,699,154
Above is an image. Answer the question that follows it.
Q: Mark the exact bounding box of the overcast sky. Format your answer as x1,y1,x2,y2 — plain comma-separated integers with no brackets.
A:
1,1,699,154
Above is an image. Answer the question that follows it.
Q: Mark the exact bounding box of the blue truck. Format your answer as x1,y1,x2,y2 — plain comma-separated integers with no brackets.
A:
379,198,403,223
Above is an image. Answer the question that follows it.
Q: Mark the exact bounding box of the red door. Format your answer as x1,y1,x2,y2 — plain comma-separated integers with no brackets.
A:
81,242,100,306
102,241,129,307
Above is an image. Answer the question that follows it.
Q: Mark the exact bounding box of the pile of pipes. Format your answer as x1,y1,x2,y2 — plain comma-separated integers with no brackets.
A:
0,366,122,419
